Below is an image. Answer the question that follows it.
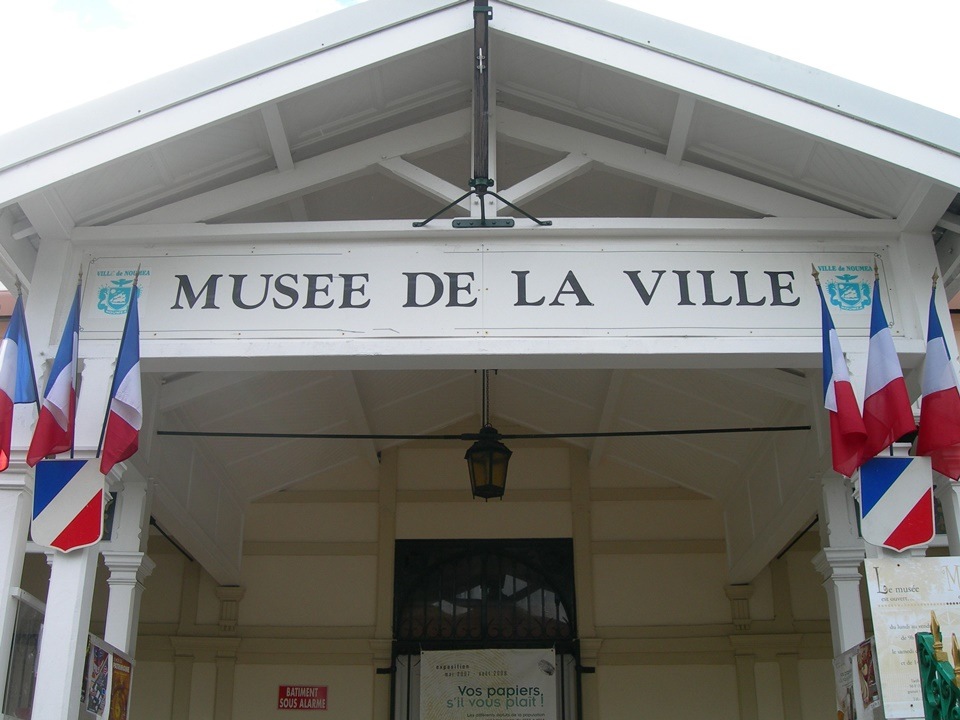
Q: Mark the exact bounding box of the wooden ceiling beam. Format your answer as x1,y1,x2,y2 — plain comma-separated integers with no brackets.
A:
118,110,470,225
499,109,856,219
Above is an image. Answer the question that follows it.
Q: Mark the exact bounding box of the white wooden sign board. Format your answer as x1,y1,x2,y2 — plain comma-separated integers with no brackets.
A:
80,240,893,340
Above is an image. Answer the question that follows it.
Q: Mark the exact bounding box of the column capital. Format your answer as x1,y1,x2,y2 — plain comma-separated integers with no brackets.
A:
102,550,155,586
0,468,31,491
578,638,602,665
812,547,865,580
725,584,754,631
215,585,245,635
369,639,393,667
935,479,960,555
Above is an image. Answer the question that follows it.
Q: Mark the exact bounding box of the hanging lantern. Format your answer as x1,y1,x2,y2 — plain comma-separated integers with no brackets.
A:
465,425,511,500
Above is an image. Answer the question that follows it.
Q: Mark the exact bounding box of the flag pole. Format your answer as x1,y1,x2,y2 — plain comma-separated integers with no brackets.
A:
69,272,81,459
15,277,41,413
96,268,140,459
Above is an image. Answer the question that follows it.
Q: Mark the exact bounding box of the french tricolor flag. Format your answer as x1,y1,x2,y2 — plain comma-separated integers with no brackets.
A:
818,280,866,477
861,276,915,459
0,295,38,471
26,286,79,467
100,281,141,475
916,282,960,479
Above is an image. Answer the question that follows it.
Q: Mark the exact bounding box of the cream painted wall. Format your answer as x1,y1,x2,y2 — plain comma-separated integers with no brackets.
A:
592,554,732,626
397,502,572,539
591,500,724,541
398,448,570,491
233,664,374,720
240,555,378,627
786,551,831,620
798,659,838,719
755,662,786,719
190,662,217,720
748,567,775,622
246,503,379,543
82,443,836,719
140,551,187,625
128,661,174,718
596,665,741,720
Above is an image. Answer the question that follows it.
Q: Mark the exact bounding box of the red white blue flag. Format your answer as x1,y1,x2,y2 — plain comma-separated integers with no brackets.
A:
31,458,104,552
100,282,141,475
0,295,38,471
26,286,79,466
861,276,915,459
916,282,960,479
817,280,866,477
859,456,934,551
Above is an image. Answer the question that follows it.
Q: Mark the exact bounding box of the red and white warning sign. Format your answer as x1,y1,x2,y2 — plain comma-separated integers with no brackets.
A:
278,685,327,711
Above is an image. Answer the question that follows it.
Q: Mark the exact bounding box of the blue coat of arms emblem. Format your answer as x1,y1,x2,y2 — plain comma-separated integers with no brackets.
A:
97,279,139,316
826,273,871,311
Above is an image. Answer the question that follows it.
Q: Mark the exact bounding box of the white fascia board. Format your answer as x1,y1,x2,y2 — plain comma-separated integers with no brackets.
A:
0,3,469,208
495,3,960,189
115,335,925,375
71,216,900,246
503,0,960,160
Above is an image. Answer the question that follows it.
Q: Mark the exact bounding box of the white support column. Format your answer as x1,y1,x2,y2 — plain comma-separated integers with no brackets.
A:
778,653,803,720
733,653,760,720
74,356,116,456
102,466,154,655
570,449,601,720
935,479,960,555
29,352,117,719
373,449,397,720
31,546,99,720
170,644,195,720
214,644,241,720
0,466,32,707
813,474,866,656
102,551,155,656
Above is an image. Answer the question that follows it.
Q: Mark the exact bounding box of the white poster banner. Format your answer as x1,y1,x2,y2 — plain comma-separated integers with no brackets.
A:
864,557,960,718
420,648,557,720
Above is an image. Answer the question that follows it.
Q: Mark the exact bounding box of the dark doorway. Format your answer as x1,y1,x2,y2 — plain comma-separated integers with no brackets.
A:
392,539,579,720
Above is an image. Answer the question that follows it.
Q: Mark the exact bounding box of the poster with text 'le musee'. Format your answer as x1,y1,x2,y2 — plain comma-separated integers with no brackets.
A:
420,648,557,720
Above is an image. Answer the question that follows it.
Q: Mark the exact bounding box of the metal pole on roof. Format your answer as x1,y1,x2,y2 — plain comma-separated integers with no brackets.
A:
472,0,491,193
413,0,551,229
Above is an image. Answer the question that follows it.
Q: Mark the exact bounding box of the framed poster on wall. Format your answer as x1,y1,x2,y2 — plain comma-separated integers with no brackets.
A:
420,648,557,720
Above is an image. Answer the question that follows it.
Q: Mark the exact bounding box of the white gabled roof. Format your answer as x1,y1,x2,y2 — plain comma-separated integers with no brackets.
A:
4,0,951,585
2,0,957,190
516,0,960,155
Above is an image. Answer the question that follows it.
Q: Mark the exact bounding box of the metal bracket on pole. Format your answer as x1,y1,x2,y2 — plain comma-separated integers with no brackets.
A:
414,0,551,229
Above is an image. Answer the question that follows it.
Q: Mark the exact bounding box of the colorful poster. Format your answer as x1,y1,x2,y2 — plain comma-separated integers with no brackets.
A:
420,648,556,720
856,638,881,712
833,646,857,720
864,557,960,717
108,654,132,720
83,641,109,715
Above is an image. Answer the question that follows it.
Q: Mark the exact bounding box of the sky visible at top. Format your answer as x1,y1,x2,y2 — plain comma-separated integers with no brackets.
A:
1,0,957,137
